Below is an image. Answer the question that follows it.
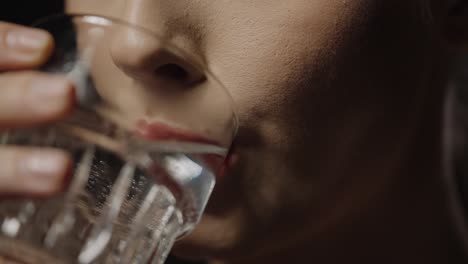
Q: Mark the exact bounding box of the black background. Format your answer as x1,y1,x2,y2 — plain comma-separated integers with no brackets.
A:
0,2,201,264
0,1,64,25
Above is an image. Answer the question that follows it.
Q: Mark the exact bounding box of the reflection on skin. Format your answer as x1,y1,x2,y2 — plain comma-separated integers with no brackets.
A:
66,0,467,263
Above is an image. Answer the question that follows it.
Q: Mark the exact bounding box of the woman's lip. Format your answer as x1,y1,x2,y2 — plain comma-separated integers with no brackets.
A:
134,120,237,179
134,120,217,144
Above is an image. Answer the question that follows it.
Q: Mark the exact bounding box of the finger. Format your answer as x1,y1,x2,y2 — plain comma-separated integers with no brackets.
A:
0,22,53,70
0,71,75,129
0,147,71,195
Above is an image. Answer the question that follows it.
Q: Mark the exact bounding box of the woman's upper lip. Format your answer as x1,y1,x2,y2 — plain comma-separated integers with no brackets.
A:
134,119,217,144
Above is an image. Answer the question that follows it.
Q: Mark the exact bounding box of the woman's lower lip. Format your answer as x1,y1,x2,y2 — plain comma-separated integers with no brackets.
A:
134,119,236,179
134,119,217,144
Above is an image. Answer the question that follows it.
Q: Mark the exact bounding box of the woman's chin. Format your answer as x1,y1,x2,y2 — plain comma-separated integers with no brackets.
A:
170,243,210,262
171,235,219,262
170,214,243,262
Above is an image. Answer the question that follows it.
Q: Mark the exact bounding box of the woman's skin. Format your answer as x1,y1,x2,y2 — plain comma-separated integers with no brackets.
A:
0,0,467,263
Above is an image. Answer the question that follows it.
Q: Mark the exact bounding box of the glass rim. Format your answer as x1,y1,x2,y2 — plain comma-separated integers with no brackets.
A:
32,12,239,136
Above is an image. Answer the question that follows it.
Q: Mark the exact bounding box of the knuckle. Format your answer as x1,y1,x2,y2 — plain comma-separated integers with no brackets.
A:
0,148,19,183
0,72,36,119
0,22,19,49
0,71,34,94
0,21,53,70
0,71,74,128
2,71,38,87
9,150,22,183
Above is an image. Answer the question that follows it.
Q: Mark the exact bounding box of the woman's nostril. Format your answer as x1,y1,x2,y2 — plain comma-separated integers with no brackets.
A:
155,64,189,81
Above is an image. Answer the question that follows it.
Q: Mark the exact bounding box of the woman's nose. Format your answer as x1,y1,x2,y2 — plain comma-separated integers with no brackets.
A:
109,28,206,86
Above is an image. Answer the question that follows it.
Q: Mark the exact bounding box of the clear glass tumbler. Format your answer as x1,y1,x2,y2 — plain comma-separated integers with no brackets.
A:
0,14,237,264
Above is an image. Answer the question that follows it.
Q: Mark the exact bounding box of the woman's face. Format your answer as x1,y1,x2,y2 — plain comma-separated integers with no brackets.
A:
66,0,452,261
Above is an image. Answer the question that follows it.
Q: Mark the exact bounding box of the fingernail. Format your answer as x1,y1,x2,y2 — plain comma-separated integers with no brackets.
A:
19,151,68,191
6,28,50,51
29,76,72,114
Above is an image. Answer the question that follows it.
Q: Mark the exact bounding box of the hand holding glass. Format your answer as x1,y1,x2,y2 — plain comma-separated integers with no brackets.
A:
0,14,237,264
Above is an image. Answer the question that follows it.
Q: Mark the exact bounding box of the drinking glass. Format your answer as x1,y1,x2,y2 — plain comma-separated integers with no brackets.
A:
0,14,237,264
